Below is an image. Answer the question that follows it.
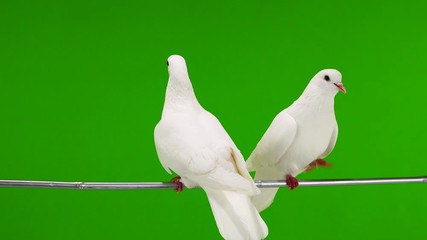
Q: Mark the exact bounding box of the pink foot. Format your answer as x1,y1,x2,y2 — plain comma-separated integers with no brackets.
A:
170,176,183,192
305,159,333,172
286,174,299,190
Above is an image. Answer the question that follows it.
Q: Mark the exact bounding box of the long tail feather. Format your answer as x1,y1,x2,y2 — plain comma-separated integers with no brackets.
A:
205,188,268,240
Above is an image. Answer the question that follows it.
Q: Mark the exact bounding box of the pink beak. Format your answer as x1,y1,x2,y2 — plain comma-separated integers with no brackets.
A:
334,82,347,94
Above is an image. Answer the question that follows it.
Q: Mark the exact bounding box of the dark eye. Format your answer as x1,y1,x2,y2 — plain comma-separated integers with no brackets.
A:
166,61,169,66
324,75,330,81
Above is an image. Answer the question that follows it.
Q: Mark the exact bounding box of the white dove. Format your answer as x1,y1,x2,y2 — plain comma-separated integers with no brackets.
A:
246,69,346,212
154,55,268,240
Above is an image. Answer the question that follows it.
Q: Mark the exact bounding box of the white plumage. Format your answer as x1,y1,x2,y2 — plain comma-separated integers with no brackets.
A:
247,69,346,212
154,55,268,240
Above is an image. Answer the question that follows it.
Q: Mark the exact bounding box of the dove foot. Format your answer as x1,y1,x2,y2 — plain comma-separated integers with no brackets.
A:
286,175,299,190
305,159,333,172
170,176,183,192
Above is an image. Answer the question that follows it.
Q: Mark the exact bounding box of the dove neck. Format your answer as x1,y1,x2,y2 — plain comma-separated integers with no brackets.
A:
293,88,336,111
163,75,201,112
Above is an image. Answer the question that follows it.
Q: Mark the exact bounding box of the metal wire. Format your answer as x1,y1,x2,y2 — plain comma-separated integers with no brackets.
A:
0,176,425,190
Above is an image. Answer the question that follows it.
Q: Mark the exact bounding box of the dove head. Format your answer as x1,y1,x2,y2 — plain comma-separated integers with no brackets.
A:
163,55,199,110
167,55,189,80
307,69,346,95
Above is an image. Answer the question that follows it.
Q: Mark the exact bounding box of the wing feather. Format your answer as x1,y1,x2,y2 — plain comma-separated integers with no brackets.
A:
319,124,338,158
247,111,297,170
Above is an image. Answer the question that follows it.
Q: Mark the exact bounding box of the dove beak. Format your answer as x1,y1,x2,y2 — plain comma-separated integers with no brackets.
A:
334,82,347,94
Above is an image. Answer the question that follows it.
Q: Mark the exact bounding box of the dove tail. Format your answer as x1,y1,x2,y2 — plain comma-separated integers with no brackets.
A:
205,188,268,240
251,166,284,212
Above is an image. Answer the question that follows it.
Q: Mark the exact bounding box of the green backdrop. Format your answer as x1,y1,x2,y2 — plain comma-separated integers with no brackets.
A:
1,1,426,239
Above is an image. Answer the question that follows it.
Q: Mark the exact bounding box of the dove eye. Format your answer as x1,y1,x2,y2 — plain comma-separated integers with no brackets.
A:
324,75,330,81
166,61,169,66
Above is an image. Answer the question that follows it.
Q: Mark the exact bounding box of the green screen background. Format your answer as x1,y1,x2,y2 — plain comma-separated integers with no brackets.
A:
1,1,426,239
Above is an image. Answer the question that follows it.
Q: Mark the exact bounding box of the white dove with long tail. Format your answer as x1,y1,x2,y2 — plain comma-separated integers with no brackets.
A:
246,69,346,212
154,55,268,240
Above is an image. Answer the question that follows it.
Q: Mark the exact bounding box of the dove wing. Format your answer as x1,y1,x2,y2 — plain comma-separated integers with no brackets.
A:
154,112,258,194
201,111,255,181
319,124,338,159
247,110,297,170
154,121,217,176
187,149,259,194
182,110,259,194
